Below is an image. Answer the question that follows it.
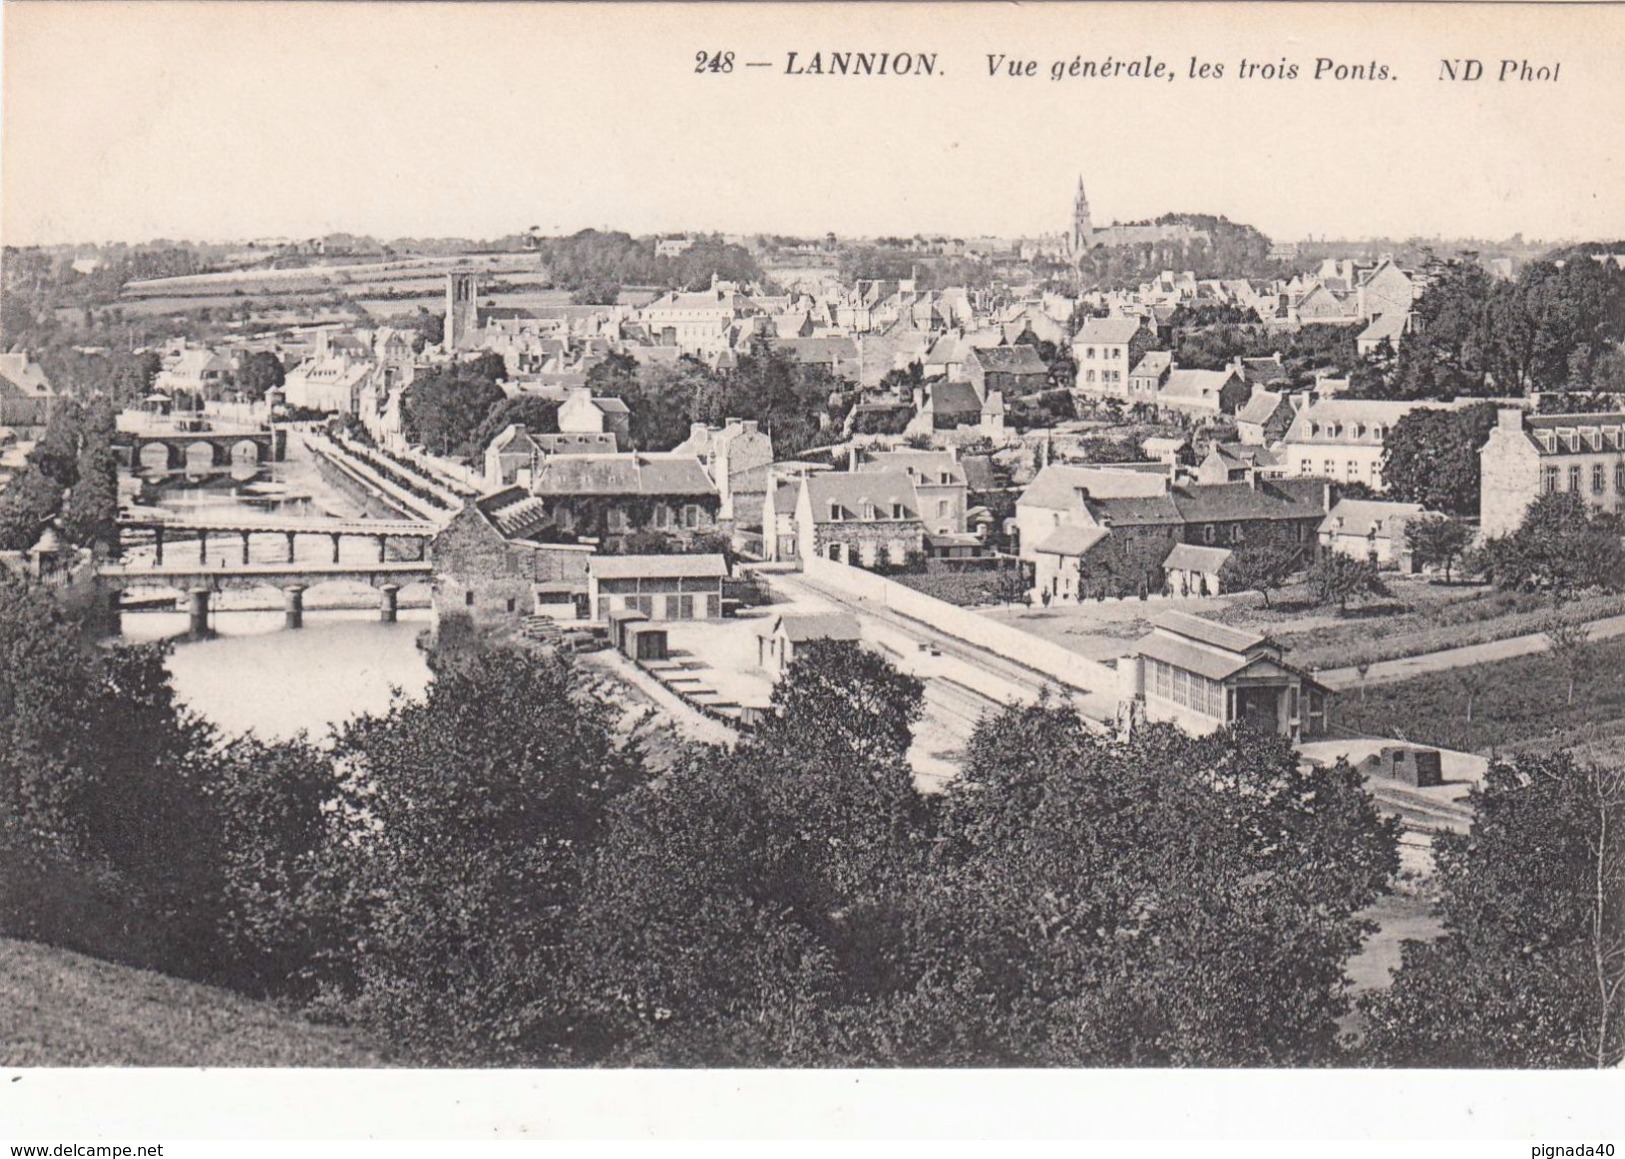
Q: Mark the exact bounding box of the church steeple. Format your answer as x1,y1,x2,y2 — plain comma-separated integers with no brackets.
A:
1072,175,1093,253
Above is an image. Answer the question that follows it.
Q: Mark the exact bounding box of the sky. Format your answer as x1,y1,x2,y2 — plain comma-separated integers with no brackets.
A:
2,1,1623,247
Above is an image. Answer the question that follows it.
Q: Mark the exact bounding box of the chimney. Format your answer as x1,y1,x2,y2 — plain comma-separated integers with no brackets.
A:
691,421,710,440
1497,407,1525,433
741,420,759,435
848,445,860,472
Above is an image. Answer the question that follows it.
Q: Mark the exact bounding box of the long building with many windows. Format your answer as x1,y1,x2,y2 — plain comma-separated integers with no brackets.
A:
1480,408,1625,536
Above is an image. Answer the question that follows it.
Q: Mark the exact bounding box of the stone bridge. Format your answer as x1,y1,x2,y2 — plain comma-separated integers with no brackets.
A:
114,427,284,472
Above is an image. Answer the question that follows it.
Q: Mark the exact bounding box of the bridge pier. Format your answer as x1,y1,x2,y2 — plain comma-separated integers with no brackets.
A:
283,585,306,630
187,587,211,640
285,531,297,564
241,530,252,565
198,529,209,565
379,583,399,624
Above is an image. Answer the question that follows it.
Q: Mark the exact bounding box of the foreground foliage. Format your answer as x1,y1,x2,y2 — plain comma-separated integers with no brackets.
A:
5,578,1611,1067
1360,754,1625,1067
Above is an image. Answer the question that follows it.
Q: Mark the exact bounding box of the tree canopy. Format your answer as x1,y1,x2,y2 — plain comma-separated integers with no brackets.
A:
1360,753,1625,1067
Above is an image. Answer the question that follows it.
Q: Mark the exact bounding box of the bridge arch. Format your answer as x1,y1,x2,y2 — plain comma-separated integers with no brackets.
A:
138,442,174,472
183,443,216,474
228,438,263,467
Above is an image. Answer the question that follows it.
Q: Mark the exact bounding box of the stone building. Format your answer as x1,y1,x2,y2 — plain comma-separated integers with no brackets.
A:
431,487,596,626
671,418,775,531
794,470,927,567
965,345,1048,400
528,453,721,551
1479,408,1625,536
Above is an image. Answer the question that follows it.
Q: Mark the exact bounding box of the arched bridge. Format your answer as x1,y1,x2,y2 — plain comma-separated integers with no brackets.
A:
114,427,284,472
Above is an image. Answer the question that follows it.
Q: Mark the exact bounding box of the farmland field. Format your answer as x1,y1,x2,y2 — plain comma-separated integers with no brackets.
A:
1345,635,1625,763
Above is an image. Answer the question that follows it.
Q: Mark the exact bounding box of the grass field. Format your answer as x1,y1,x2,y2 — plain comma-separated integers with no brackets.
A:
1346,634,1625,763
0,938,391,1067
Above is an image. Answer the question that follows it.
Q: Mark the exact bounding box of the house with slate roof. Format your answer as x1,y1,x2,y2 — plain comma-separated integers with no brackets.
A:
965,344,1048,401
1319,497,1429,569
794,469,926,567
1119,611,1332,740
1479,407,1625,536
529,453,720,552
1072,316,1144,399
756,612,863,677
1280,397,1434,491
0,352,56,430
1234,385,1294,446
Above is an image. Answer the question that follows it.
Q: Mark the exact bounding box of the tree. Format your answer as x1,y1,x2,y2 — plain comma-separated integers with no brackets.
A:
1307,553,1390,614
1477,491,1625,600
466,396,562,456
1360,753,1625,1067
912,707,1400,1065
319,647,643,1063
1404,513,1472,583
1379,404,1499,516
401,365,509,456
1218,529,1308,607
236,351,285,402
1544,617,1594,707
564,641,928,1065
0,576,228,981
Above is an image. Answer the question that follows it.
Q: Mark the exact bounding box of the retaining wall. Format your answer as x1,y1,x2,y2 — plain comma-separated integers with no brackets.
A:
802,555,1117,697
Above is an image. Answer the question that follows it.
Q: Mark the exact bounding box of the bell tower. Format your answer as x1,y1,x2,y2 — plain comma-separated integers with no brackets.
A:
444,271,479,352
1072,176,1094,253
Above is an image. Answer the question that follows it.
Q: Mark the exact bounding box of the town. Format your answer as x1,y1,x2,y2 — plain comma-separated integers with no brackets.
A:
3,173,1623,1073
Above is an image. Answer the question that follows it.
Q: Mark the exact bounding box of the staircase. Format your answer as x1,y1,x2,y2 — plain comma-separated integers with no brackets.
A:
519,614,564,646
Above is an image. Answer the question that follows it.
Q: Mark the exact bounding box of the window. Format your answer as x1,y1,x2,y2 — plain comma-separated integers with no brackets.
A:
829,502,843,521
1323,459,1335,476
1229,524,1243,545
861,501,877,520
1203,523,1217,544
1543,466,1560,495
505,597,516,613
684,504,701,528
1087,347,1096,359
465,590,475,607
1569,465,1582,492
937,499,950,519
892,502,906,519
1617,463,1625,495
1595,463,1608,495
1347,460,1360,480
607,508,629,533
1299,459,1312,475
1086,370,1096,384
654,504,671,529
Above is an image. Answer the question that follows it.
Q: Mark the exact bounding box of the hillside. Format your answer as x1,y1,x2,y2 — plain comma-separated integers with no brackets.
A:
0,938,392,1067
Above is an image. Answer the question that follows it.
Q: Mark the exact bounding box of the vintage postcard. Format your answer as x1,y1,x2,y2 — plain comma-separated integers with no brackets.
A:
1,0,1622,1146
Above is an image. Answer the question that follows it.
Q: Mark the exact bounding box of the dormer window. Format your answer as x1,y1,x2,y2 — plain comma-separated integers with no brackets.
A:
891,502,906,519
829,502,843,522
862,501,877,520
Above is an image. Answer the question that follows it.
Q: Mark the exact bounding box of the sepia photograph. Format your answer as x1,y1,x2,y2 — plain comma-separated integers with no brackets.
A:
1,0,1623,1145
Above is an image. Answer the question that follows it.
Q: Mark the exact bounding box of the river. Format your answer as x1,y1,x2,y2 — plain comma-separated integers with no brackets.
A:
119,409,437,739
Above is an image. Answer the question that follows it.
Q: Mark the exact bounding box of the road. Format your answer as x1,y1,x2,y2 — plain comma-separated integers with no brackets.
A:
762,570,1120,791
1316,612,1625,690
